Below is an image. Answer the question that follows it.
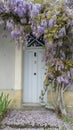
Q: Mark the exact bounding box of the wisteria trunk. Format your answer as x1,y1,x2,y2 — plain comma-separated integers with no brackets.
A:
55,83,67,116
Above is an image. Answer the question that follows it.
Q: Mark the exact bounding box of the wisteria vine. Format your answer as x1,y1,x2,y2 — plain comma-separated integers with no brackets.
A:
0,0,41,46
0,0,73,114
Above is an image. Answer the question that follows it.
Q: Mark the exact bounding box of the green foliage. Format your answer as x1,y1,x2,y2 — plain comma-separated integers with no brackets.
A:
60,125,66,130
65,60,73,70
0,92,11,117
63,116,73,124
33,0,44,4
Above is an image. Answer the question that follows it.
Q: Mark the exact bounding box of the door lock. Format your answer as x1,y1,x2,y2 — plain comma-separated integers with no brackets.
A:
44,73,46,75
34,73,36,75
34,52,36,57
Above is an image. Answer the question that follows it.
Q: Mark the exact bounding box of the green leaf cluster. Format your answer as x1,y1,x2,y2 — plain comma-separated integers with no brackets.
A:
0,92,11,117
65,60,73,70
63,115,73,124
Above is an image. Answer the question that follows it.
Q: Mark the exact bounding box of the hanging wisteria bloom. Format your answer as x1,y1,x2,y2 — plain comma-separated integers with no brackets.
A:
20,18,27,24
0,2,5,12
6,20,14,31
31,4,41,18
38,26,45,35
57,72,70,85
0,20,4,26
11,30,21,39
42,21,47,29
48,19,55,28
14,6,26,17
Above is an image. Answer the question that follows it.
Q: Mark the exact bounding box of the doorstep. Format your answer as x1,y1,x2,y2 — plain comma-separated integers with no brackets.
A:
22,103,46,110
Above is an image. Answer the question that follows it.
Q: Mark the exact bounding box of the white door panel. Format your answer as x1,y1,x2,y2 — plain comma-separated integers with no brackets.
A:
37,50,45,102
23,48,46,103
24,51,33,102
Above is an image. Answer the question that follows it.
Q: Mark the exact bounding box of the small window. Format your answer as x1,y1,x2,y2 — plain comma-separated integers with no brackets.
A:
26,33,45,47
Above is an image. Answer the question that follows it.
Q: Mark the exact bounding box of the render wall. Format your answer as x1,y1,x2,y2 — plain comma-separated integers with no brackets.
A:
48,91,73,112
0,27,15,90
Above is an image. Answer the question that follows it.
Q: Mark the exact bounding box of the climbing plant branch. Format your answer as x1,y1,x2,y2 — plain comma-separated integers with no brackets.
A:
0,0,73,115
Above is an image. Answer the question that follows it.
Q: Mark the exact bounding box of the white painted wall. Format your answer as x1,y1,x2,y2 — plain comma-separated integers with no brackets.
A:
15,45,22,90
0,26,15,90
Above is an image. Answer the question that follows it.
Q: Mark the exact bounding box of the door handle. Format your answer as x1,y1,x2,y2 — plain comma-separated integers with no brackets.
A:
34,73,36,75
44,73,46,75
34,52,36,57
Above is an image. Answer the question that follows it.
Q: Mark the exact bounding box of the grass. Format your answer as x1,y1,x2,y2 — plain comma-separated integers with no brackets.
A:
60,126,66,130
63,115,73,124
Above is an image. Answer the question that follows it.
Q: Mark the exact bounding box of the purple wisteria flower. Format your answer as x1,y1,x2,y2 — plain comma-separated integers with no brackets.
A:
60,51,65,59
6,0,31,17
43,22,47,29
20,18,27,24
0,2,5,12
57,76,69,84
9,0,23,7
42,20,47,29
14,7,25,17
55,60,64,71
6,20,14,31
19,26,24,33
58,41,63,47
31,4,41,18
0,21,3,26
6,0,16,12
11,30,21,39
58,26,66,38
57,76,62,84
57,71,70,85
48,19,55,28
38,26,45,34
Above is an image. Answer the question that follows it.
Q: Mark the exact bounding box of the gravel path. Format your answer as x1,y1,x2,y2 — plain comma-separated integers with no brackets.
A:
0,127,59,130
1,110,73,130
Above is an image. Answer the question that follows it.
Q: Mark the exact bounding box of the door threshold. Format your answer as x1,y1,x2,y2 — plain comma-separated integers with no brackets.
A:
22,103,41,107
22,103,45,110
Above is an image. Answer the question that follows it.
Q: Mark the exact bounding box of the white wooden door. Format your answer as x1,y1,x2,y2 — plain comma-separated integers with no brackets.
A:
23,48,46,103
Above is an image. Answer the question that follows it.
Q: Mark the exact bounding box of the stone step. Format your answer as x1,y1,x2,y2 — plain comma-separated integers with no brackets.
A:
22,104,46,111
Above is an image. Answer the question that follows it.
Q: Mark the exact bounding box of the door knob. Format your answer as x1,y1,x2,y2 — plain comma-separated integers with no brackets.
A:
44,73,46,75
34,73,36,75
34,52,36,57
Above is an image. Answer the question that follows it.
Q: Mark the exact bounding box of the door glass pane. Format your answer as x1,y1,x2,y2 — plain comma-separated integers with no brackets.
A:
26,33,45,47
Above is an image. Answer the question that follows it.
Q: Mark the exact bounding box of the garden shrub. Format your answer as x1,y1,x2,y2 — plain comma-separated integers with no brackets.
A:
0,92,11,118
